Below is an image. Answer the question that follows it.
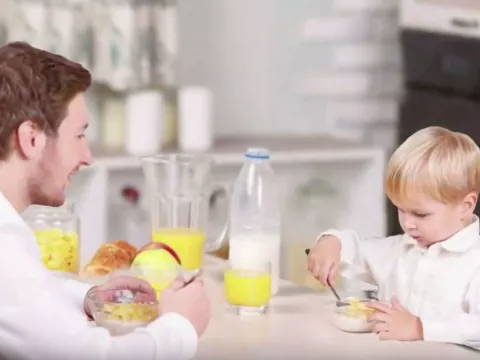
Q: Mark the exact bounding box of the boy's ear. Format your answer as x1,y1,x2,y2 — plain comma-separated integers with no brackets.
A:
461,192,478,216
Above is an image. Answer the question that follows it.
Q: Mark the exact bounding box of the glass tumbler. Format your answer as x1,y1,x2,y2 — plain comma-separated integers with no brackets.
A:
224,261,271,315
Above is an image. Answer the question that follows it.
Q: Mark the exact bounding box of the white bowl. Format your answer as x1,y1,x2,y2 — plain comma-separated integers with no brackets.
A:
330,309,373,333
329,297,375,333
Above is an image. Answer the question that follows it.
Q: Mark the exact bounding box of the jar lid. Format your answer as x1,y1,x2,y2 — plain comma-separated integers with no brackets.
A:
22,203,76,221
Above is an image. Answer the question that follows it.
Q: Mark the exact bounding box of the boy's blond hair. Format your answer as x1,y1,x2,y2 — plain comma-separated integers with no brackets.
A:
386,126,480,205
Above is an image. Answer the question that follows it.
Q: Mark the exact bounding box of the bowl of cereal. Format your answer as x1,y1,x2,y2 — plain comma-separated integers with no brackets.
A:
329,296,377,333
86,288,159,336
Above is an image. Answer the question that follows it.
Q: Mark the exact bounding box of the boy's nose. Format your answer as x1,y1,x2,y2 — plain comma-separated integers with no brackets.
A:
403,220,417,231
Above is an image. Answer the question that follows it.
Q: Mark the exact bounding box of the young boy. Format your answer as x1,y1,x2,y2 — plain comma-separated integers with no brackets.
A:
307,126,480,350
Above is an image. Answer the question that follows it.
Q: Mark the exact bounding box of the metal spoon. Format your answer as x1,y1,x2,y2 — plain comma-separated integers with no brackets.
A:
182,269,202,286
305,248,343,303
304,248,378,306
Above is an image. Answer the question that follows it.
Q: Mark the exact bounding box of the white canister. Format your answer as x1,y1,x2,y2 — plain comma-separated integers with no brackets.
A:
125,90,163,156
178,86,213,152
101,93,126,151
7,0,49,49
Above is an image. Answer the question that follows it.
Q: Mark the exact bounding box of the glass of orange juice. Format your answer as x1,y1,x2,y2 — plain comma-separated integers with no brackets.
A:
224,261,271,315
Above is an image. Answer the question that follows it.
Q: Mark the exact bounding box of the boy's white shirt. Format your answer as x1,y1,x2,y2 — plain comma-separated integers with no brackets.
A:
0,191,198,360
317,217,480,351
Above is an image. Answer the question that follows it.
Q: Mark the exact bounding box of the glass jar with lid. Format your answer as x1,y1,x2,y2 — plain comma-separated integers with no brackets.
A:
22,203,80,274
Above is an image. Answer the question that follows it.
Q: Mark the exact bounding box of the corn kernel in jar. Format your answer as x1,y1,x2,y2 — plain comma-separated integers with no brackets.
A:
35,228,79,273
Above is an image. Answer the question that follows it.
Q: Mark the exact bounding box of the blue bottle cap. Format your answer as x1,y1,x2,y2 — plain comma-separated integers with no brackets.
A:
245,147,270,159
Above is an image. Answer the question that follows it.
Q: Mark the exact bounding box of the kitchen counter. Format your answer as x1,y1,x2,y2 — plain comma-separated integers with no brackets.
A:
197,255,478,359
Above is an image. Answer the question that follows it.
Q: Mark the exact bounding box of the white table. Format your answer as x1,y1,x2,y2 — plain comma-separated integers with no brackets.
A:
198,256,479,359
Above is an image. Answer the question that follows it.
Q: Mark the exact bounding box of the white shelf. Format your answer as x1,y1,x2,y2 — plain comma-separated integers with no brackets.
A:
334,0,399,12
87,136,385,170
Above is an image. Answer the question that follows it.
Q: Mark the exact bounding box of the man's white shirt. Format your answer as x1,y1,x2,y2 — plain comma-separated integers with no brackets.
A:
0,192,198,360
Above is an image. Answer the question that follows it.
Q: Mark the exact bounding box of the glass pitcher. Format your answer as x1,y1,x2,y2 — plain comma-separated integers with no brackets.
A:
141,153,229,271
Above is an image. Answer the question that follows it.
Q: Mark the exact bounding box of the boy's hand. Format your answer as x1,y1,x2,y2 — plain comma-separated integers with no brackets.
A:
307,235,341,286
368,297,424,341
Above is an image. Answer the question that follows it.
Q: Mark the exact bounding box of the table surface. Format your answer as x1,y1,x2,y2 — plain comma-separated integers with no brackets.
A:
197,256,479,359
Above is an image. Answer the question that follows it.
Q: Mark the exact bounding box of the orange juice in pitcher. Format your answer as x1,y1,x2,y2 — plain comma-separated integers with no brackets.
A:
153,228,206,270
141,154,229,272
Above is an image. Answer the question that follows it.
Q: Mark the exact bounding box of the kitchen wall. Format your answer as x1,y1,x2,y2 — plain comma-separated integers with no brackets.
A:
178,0,402,150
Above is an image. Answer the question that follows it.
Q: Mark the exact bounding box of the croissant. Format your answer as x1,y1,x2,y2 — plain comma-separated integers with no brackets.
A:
82,240,138,277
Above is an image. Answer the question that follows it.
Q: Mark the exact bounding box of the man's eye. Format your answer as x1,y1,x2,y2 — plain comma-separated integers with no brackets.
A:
77,134,85,139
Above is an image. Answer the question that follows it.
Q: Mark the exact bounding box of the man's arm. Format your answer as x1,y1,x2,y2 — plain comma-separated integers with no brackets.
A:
0,242,198,360
56,277,94,317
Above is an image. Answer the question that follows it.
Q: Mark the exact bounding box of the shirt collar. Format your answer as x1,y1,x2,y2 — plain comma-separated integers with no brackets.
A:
403,215,480,253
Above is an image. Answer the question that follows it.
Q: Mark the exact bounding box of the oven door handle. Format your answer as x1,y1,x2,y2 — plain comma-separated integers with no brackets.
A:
451,17,479,29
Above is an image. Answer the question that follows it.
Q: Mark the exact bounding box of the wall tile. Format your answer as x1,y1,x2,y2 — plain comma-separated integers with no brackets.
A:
302,14,399,42
299,71,403,97
333,43,401,70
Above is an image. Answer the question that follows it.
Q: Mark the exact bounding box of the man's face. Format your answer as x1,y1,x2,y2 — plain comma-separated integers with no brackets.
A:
31,94,93,206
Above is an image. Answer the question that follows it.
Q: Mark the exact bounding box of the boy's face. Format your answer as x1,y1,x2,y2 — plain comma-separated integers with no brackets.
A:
394,192,477,247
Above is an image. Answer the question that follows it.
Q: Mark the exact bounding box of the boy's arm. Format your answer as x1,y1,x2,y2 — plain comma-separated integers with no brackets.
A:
421,271,480,351
315,229,404,286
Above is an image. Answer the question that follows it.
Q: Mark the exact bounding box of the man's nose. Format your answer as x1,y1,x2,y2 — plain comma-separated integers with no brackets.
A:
82,143,93,166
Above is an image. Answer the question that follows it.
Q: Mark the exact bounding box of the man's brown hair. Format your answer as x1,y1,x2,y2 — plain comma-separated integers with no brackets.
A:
0,41,92,159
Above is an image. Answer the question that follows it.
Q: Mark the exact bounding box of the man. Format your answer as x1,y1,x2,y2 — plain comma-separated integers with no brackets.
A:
0,42,210,359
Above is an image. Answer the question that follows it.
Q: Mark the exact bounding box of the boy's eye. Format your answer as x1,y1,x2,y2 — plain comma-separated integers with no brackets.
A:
397,208,430,218
413,212,429,218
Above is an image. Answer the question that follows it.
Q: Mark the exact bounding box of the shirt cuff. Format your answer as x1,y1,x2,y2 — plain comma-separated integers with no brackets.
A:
315,229,355,264
421,320,456,343
61,279,94,317
145,313,198,359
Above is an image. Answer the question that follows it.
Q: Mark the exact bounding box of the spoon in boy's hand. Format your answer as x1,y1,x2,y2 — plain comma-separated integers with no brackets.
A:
305,248,345,305
305,248,379,306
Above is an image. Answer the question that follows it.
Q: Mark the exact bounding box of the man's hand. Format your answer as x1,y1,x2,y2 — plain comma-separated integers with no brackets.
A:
368,297,424,341
84,276,157,318
160,277,211,337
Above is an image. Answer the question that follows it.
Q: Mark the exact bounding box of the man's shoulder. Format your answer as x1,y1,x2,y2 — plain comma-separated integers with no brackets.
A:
0,220,40,267
0,221,47,290
0,220,35,245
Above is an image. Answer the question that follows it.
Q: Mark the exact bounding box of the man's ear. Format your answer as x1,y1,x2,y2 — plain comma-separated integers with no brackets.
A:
16,120,46,160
